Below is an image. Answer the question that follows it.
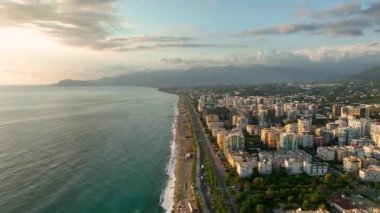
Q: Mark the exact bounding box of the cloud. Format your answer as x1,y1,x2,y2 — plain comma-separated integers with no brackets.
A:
0,1,239,51
159,51,310,67
236,23,321,36
159,58,220,66
109,36,198,43
159,41,380,70
0,69,31,75
114,45,157,51
294,41,380,62
234,19,368,37
157,43,245,48
113,42,245,52
311,1,380,21
234,1,380,37
312,1,362,19
0,0,120,50
94,65,132,74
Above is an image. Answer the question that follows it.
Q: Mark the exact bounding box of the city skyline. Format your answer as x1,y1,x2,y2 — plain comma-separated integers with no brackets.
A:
0,0,380,85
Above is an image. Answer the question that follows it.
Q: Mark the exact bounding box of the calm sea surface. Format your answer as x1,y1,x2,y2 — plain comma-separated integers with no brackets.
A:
0,86,177,213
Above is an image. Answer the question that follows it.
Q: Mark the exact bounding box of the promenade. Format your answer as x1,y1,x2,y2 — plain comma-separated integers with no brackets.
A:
174,96,197,212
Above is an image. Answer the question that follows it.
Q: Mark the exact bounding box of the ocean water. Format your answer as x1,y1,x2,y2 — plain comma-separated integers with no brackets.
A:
0,86,177,213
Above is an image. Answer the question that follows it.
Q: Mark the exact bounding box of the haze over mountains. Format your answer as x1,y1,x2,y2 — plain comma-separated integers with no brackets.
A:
56,65,380,87
347,66,380,82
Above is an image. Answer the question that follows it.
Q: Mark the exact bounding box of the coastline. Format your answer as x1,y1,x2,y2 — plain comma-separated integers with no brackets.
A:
173,95,196,212
159,90,197,213
161,97,179,213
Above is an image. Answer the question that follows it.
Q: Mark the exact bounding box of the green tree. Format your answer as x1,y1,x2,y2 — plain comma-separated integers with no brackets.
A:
240,205,248,213
243,181,250,191
297,193,304,205
340,174,349,184
310,193,325,204
318,203,327,210
287,195,294,204
265,188,274,197
324,173,332,184
255,204,267,213
312,176,319,187
302,200,309,210
253,177,265,187
252,194,265,204
236,192,246,203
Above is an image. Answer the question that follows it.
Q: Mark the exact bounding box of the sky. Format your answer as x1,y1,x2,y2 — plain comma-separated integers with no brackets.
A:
0,0,380,85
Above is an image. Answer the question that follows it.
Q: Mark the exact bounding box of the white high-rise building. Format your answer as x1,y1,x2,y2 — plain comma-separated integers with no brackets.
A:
284,158,303,175
298,133,314,148
258,160,272,175
359,165,380,182
226,129,245,153
236,157,258,178
335,127,360,146
340,106,352,118
297,117,312,133
246,124,260,135
287,109,297,121
370,123,380,148
303,162,329,176
278,133,298,151
284,123,297,133
343,156,361,173
317,147,335,161
258,109,268,127
348,118,370,137
236,116,248,130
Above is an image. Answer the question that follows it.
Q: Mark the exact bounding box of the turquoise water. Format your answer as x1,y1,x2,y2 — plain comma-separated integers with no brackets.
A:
0,86,177,213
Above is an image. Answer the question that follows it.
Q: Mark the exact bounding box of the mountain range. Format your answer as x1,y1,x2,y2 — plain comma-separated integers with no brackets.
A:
56,65,380,87
346,66,380,82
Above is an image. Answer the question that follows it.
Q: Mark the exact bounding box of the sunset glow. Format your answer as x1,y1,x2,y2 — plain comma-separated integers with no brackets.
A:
0,0,379,85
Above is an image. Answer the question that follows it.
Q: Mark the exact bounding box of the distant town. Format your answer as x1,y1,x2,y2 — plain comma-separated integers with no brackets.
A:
163,81,380,213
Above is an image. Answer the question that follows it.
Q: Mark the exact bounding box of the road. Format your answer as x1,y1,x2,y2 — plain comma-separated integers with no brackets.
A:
185,95,235,213
185,95,212,212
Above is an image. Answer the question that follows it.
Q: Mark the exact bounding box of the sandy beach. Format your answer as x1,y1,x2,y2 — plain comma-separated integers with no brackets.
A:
174,95,196,212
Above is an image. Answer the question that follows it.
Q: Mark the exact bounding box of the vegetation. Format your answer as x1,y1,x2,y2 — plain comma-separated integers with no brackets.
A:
204,153,228,212
186,95,228,212
348,66,380,82
184,96,203,211
190,81,380,106
235,171,364,212
185,98,198,186
194,193,206,211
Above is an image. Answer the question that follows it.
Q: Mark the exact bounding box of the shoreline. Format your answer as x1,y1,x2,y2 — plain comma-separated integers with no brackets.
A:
173,95,196,212
161,97,179,213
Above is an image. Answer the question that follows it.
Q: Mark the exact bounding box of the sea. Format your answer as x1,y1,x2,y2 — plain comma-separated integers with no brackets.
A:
0,86,178,213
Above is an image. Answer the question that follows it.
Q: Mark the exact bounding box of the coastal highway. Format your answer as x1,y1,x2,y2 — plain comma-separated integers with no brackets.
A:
184,95,212,212
185,95,235,213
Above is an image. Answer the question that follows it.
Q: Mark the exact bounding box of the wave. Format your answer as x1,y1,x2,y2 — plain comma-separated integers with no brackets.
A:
160,97,179,213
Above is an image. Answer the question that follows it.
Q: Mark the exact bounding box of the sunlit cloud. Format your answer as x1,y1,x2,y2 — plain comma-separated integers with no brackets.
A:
233,1,380,37
159,41,380,68
0,0,379,85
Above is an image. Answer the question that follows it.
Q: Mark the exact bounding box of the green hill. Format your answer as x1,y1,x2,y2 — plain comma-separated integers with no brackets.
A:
55,65,380,87
55,65,344,87
348,66,380,81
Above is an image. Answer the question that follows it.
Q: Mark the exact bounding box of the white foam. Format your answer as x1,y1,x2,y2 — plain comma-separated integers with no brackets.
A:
160,97,179,213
